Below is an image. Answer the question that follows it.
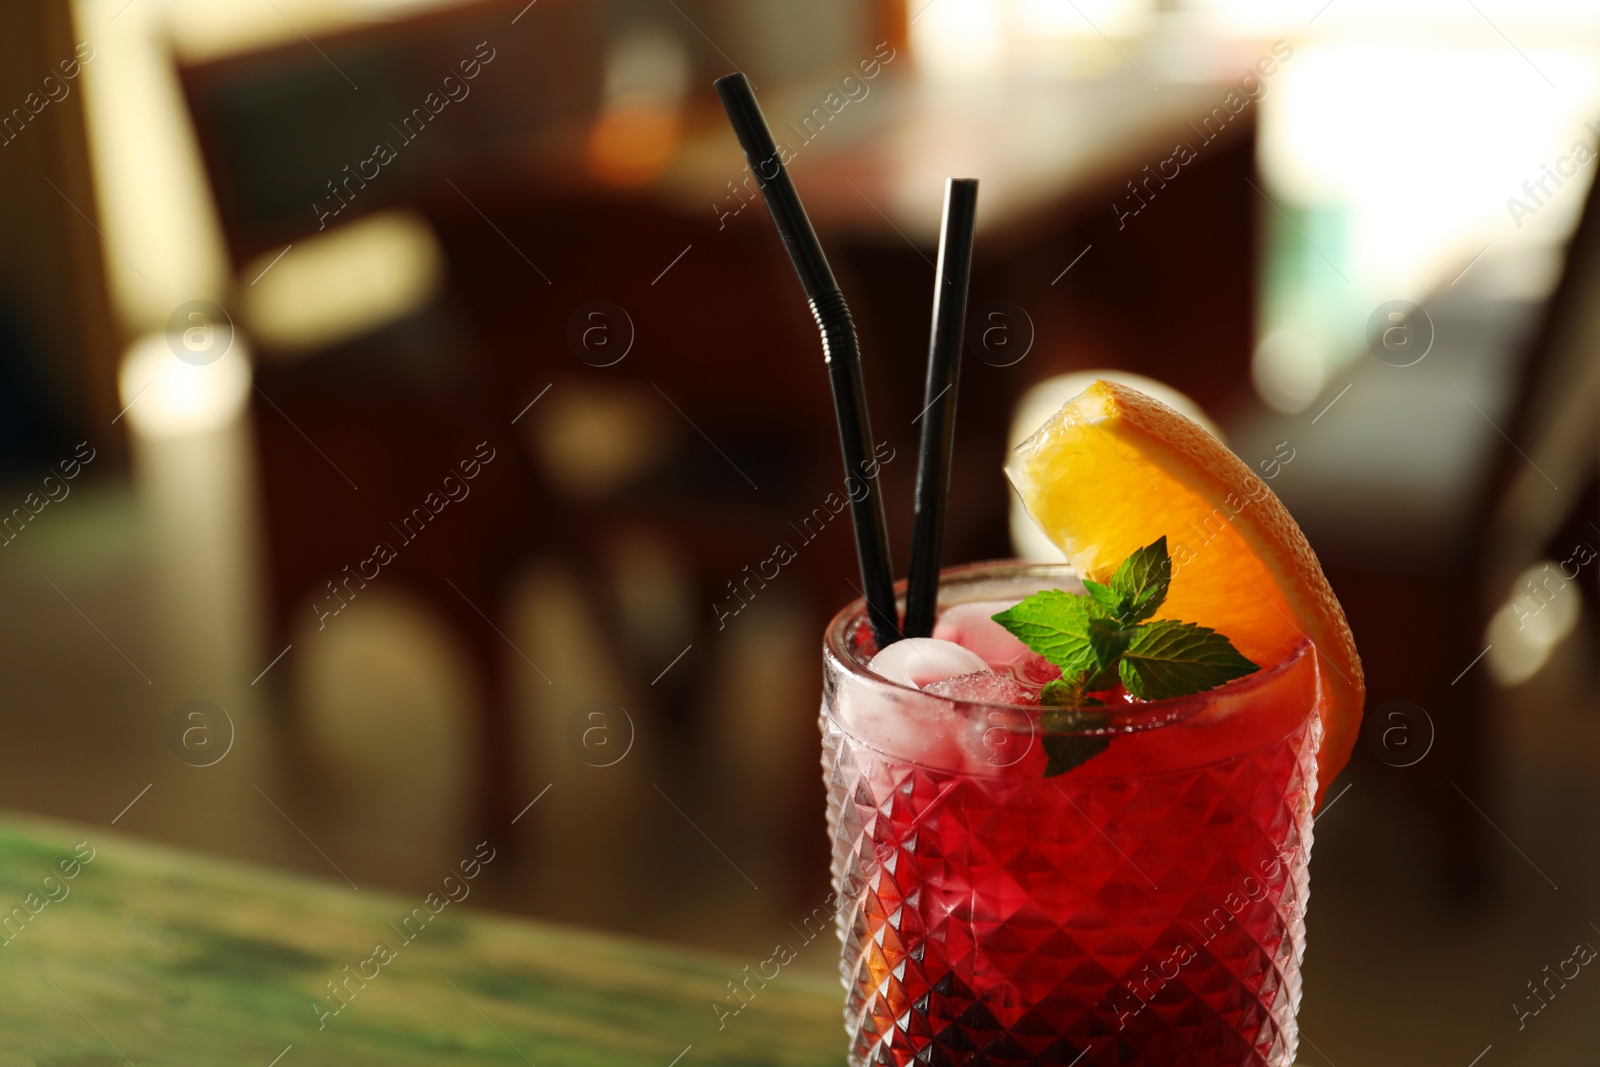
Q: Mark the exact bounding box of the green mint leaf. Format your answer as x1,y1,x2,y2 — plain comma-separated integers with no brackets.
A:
1040,664,1117,708
1085,616,1135,671
1107,536,1171,624
996,536,1256,776
1042,734,1111,777
1039,677,1075,706
1038,706,1111,775
991,591,1099,676
1041,674,1094,708
1118,619,1259,701
1082,579,1124,617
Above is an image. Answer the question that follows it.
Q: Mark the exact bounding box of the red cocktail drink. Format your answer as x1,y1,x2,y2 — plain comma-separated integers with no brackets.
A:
822,562,1321,1066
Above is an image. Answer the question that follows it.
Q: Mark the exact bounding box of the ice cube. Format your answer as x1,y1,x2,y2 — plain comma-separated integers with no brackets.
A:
921,673,1042,775
835,683,967,771
932,600,1035,671
922,670,1036,705
868,637,990,689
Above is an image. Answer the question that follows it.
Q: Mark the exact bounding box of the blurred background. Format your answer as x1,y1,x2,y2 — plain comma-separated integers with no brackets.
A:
2,0,1599,1061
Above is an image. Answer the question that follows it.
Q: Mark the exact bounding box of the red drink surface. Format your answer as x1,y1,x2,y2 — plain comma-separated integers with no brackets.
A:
823,597,1321,1067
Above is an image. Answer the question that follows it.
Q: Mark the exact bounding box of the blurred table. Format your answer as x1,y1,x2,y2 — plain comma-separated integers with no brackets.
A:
662,68,1255,244
0,813,840,1065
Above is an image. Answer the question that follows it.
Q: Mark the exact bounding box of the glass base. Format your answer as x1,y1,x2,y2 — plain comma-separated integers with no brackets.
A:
822,710,1318,1067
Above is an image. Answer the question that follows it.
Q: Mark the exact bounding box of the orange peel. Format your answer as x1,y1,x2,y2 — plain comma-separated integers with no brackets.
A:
1009,380,1364,806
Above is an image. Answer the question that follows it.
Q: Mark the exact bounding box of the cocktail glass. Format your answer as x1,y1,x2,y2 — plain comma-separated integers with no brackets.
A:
821,560,1321,1066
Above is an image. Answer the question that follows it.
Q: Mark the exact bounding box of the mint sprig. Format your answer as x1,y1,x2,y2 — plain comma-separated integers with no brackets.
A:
989,590,1099,678
1119,618,1259,700
1102,536,1172,624
1041,734,1110,777
992,537,1259,776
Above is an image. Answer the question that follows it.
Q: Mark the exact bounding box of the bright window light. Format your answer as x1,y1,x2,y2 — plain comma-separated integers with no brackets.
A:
1486,559,1583,686
1252,328,1325,414
160,0,480,62
1253,41,1600,396
1196,0,1600,36
119,332,252,439
240,210,443,354
911,0,1155,78
1260,43,1600,291
912,0,1007,77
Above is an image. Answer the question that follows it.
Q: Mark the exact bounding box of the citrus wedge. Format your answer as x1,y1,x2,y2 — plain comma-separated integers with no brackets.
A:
1008,379,1364,806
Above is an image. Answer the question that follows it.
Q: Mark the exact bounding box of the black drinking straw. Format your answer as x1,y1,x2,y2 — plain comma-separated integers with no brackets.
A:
902,180,979,639
713,72,901,648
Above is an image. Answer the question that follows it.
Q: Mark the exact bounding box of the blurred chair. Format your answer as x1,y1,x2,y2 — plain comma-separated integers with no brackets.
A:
1232,164,1600,900
1486,164,1600,605
174,0,884,851
419,183,858,749
175,0,605,840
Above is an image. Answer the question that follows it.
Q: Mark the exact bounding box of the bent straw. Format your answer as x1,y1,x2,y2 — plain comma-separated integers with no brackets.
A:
714,72,901,648
903,179,979,639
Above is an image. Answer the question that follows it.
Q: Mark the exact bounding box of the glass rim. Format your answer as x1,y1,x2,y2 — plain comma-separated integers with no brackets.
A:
824,557,1315,737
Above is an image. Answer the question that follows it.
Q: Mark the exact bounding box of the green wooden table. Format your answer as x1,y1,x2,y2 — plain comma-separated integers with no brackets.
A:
0,813,843,1065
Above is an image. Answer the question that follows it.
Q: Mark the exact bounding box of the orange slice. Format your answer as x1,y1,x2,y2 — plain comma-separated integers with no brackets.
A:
1008,379,1364,806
